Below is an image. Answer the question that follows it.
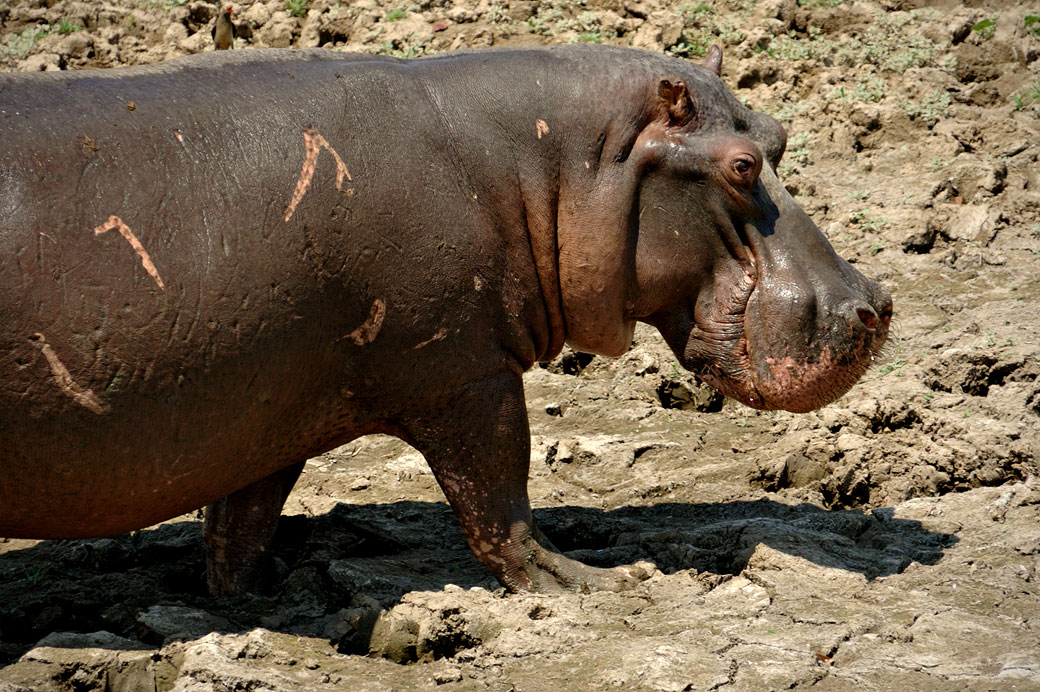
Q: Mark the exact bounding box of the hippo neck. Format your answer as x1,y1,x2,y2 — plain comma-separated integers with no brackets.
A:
409,47,670,361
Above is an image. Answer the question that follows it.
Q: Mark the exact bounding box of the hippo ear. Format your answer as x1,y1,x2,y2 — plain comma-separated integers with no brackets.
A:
703,44,722,76
657,78,692,126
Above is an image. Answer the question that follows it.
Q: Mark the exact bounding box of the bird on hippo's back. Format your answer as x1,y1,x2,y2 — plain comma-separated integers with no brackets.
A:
212,5,236,50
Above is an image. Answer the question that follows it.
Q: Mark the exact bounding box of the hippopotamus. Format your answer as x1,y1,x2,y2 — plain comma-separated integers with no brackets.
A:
0,45,891,594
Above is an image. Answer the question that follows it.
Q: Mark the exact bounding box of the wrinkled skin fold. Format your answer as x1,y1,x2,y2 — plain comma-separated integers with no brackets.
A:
0,45,890,593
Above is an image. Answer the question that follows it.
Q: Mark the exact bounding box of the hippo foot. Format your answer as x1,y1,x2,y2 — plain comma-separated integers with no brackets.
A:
518,540,652,593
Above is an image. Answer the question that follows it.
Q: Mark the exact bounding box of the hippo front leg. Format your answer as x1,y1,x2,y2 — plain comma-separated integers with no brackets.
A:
408,370,648,593
204,462,304,595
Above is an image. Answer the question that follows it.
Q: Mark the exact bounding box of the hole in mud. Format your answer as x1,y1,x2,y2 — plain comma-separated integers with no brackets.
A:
318,28,350,46
924,349,1037,397
539,347,595,375
656,376,723,412
537,508,618,553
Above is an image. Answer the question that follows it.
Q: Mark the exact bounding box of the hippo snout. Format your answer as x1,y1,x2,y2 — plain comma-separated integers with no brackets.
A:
740,258,892,413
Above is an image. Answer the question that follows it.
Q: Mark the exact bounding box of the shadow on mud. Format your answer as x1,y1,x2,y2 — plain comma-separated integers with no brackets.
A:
0,498,956,665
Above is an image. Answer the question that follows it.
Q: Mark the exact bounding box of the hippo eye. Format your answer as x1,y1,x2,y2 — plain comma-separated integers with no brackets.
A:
732,155,756,181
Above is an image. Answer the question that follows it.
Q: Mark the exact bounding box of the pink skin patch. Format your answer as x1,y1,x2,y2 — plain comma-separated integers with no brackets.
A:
284,128,352,222
412,327,448,350
535,119,549,139
758,346,872,413
345,299,385,346
31,333,109,414
93,215,165,290
702,340,875,413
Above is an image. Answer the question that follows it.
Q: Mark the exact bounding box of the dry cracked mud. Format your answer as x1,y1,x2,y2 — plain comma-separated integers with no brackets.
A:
2,0,1039,690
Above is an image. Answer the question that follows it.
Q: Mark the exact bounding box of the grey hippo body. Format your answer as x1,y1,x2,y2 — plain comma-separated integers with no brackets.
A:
0,45,890,593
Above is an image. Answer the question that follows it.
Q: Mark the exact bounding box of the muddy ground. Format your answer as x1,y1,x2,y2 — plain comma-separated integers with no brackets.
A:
2,0,1039,690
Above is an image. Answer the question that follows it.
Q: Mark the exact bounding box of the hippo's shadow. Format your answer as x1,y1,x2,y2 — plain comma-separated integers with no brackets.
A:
0,498,955,664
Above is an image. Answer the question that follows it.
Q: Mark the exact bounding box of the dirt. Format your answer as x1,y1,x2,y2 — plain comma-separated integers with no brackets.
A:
2,0,1039,690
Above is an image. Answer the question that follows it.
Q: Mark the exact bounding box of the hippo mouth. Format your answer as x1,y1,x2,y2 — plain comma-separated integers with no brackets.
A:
668,226,891,414
691,295,890,413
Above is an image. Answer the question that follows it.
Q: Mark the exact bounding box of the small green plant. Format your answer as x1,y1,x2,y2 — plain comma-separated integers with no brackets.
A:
849,209,891,233
678,2,710,18
0,24,51,62
827,74,886,103
878,359,906,376
669,38,711,59
1010,81,1040,110
385,8,407,21
487,5,507,23
766,100,810,121
970,17,996,40
125,13,138,28
926,155,952,171
901,90,951,126
285,0,307,18
575,30,601,44
523,15,548,35
1026,14,1040,39
377,37,431,59
522,4,567,36
24,566,45,584
57,19,83,34
777,131,811,176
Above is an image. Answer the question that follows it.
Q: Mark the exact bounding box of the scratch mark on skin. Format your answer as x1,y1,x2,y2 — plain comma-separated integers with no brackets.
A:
93,215,166,290
413,327,448,350
31,333,109,414
284,127,352,222
536,119,550,139
345,298,385,346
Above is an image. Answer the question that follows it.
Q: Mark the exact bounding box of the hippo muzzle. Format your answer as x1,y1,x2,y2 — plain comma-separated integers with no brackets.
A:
725,164,892,412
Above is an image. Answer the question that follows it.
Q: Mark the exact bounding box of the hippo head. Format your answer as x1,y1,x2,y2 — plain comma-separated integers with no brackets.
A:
558,47,891,413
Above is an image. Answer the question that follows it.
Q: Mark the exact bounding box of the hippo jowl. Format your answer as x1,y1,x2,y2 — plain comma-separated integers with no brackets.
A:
0,45,890,593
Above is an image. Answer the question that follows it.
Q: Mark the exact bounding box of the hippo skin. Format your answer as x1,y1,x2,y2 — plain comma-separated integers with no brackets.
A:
0,45,891,594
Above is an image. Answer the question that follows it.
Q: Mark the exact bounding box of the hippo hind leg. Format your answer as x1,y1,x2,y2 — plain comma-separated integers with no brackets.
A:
204,462,304,596
408,370,650,593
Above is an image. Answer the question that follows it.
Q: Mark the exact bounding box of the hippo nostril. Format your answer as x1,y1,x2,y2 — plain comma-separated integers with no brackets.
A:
855,306,878,332
877,302,893,330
